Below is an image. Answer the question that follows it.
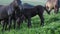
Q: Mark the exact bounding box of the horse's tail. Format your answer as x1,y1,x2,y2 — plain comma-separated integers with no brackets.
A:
43,6,50,15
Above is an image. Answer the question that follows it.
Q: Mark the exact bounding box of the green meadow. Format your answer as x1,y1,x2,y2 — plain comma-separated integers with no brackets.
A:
0,0,60,34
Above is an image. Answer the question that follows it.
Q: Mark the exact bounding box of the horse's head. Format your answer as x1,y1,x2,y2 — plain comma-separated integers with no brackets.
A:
14,0,23,10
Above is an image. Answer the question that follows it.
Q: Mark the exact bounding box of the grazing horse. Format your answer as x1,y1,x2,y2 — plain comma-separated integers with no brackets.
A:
8,0,22,30
0,0,22,31
18,5,49,28
15,3,34,28
21,3,34,22
45,0,59,14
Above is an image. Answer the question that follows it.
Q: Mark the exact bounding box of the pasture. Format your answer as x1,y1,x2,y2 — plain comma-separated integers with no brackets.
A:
0,0,60,34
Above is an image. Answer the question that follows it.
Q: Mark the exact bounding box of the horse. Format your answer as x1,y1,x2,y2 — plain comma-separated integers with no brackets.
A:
14,3,34,28
7,0,23,30
17,5,49,28
21,3,34,21
0,0,22,31
45,0,59,14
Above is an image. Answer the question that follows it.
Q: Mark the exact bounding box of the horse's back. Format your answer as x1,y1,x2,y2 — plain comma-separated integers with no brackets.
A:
0,5,9,19
22,3,34,9
0,5,3,7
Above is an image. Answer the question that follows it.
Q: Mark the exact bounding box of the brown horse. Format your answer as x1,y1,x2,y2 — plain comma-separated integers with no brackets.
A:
45,0,59,14
18,5,49,28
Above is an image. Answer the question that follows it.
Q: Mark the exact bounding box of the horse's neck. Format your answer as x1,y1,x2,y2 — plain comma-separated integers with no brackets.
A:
7,2,14,12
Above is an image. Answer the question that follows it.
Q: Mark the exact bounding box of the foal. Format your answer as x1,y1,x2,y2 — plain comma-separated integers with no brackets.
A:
19,5,49,28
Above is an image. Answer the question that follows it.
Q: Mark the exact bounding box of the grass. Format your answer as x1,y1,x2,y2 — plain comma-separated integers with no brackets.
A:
0,0,60,34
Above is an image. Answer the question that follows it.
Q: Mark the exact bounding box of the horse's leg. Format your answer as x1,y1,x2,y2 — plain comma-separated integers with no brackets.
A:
5,18,8,30
56,8,59,13
8,16,12,30
13,19,16,29
1,20,5,31
40,15,44,26
17,17,21,29
27,16,31,28
24,18,27,23
17,13,24,28
37,7,44,26
21,15,27,23
20,15,24,23
38,12,44,26
54,6,59,14
58,8,59,12
12,16,16,29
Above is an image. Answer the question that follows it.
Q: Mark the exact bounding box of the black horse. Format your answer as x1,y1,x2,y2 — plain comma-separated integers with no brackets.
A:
14,3,34,28
0,0,22,31
17,5,49,28
20,3,34,22
7,0,23,30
